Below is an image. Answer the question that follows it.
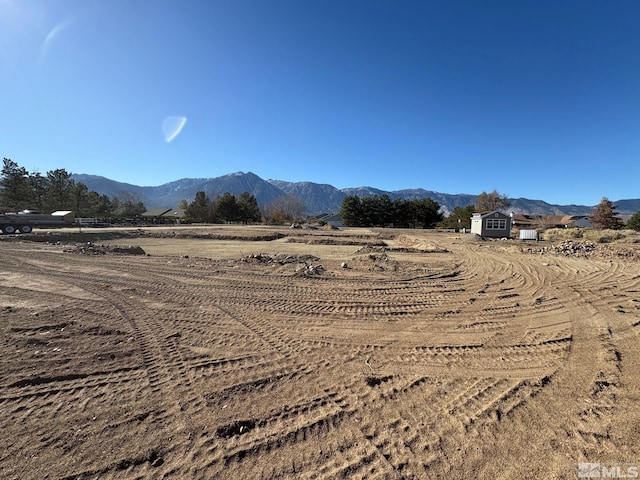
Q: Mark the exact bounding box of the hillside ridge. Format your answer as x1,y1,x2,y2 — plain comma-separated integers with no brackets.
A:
71,172,640,216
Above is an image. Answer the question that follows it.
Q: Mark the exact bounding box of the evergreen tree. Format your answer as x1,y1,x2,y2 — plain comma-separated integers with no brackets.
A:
45,168,75,211
70,182,90,217
86,192,112,218
1,158,129,218
28,172,48,211
413,197,443,228
237,192,261,224
440,205,475,229
185,191,215,223
0,158,31,211
215,192,240,222
627,211,640,231
339,195,362,227
591,197,622,229
392,198,412,228
339,194,442,229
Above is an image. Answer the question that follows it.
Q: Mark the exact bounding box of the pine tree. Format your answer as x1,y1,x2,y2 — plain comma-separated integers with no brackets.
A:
590,197,622,229
627,211,640,231
237,192,261,224
0,158,32,211
185,191,215,223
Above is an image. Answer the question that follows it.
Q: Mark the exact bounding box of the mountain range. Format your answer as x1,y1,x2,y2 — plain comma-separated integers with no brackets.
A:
71,172,640,217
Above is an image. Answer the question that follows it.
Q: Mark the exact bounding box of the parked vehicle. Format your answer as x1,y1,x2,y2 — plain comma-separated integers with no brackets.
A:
0,210,75,234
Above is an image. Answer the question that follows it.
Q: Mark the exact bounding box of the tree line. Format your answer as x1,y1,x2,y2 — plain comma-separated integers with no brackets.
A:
182,191,308,225
338,190,511,229
0,158,145,218
339,194,443,228
0,157,306,225
181,191,261,224
4,157,638,231
339,190,640,232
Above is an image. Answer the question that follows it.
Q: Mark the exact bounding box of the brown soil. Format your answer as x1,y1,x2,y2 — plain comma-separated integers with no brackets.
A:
1,227,639,479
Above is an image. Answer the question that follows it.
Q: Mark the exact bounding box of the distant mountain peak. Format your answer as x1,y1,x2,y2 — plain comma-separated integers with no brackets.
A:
72,171,640,216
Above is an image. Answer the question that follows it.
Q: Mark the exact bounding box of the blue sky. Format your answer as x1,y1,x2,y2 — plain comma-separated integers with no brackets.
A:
2,0,639,206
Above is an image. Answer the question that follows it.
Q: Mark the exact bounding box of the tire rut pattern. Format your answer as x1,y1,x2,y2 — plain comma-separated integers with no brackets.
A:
1,239,638,478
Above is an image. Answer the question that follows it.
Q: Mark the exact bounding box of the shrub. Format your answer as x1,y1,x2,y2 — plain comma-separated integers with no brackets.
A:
541,228,632,243
541,228,583,241
582,229,627,243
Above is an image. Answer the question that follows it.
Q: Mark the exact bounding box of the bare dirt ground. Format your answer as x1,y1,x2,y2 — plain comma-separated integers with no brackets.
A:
1,226,639,479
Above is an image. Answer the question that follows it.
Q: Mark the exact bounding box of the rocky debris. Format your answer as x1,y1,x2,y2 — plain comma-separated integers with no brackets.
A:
365,375,393,387
302,263,324,275
521,240,595,257
461,234,486,243
521,239,640,263
369,253,389,262
520,240,640,262
216,419,257,438
240,252,325,276
241,253,320,265
63,243,147,255
552,240,596,257
354,245,388,254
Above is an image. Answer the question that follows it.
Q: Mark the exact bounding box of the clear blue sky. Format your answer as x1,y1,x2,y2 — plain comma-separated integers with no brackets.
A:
2,0,639,205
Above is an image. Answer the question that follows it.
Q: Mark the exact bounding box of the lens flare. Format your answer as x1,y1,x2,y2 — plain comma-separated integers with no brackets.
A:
162,116,187,142
40,18,74,62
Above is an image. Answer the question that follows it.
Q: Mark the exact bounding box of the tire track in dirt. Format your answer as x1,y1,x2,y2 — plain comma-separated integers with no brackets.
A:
0,251,202,477
2,235,639,479
436,242,640,478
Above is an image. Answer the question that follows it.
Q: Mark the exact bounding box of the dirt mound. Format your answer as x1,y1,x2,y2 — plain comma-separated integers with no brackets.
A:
63,243,147,255
287,237,385,246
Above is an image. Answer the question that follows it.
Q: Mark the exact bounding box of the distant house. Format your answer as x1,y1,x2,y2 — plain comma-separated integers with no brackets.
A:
309,213,343,228
323,214,343,228
471,211,512,238
512,214,589,229
142,207,186,224
161,208,186,224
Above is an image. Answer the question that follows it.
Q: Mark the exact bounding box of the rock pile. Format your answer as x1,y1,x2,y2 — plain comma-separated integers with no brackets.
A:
551,240,596,257
522,240,597,257
521,239,640,262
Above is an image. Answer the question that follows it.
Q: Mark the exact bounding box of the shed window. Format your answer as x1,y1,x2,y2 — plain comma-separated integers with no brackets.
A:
486,218,507,230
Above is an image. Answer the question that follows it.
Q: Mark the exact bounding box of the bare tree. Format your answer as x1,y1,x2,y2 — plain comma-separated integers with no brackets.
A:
263,195,305,224
475,190,510,212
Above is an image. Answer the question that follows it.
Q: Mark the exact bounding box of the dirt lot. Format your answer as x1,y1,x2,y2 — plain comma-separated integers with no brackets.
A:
1,226,639,479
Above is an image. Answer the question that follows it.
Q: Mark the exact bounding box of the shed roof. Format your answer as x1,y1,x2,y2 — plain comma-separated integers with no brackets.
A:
472,210,510,218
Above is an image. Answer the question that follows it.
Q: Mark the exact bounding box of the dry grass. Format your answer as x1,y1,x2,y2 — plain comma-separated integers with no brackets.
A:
542,227,633,243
